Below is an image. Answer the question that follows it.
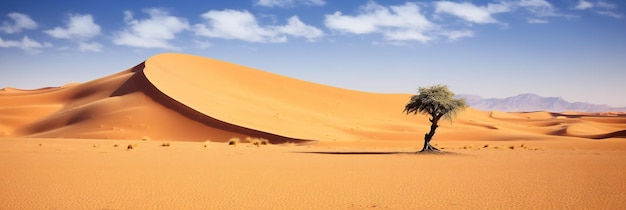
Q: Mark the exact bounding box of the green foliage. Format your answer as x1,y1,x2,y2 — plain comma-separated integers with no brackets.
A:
404,84,468,122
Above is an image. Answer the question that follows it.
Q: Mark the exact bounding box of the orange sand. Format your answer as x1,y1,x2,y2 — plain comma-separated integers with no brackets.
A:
1,138,625,209
1,53,625,209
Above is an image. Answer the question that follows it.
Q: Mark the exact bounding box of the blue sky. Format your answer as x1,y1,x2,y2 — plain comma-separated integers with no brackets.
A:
1,0,625,106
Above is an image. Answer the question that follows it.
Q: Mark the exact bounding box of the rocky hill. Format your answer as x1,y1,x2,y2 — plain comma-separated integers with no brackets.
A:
458,93,626,112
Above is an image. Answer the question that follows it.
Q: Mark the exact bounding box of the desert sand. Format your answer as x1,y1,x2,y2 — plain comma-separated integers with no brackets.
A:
1,53,625,209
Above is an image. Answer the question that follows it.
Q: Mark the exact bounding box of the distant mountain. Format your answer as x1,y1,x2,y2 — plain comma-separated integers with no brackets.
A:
458,93,626,112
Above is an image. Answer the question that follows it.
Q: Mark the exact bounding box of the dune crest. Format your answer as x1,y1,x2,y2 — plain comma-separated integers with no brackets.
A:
1,53,624,142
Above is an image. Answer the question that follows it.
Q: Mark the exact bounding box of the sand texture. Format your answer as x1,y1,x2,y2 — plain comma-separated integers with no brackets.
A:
1,53,625,209
1,139,625,209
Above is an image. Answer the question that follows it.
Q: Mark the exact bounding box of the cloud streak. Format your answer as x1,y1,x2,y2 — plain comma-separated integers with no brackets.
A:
113,8,190,49
0,36,52,54
434,1,510,24
194,9,323,43
45,14,102,52
574,0,623,19
45,14,100,39
325,1,435,42
256,0,325,8
0,13,38,34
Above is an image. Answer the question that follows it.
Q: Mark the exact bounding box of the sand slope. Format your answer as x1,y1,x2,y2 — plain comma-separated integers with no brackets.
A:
1,53,624,143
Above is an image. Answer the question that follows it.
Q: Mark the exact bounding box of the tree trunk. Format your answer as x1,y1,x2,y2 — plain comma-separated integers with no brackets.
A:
420,115,441,152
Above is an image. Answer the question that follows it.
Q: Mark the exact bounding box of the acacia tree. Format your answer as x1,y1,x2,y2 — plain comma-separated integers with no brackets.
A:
404,85,468,152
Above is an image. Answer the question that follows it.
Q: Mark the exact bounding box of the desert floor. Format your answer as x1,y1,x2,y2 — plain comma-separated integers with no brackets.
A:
1,138,625,209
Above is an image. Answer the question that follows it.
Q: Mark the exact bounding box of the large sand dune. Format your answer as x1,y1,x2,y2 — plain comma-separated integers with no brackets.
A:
1,53,624,143
2,53,626,209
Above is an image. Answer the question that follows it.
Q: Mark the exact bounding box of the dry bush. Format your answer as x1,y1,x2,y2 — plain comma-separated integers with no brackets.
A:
229,137,271,147
248,137,270,147
228,137,240,146
161,142,171,147
113,144,119,147
127,144,134,150
142,136,151,141
252,139,261,147
508,146,515,150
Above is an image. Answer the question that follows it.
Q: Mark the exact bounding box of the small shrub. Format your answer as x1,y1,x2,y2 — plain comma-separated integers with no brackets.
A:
161,142,170,147
260,139,269,145
483,144,489,148
142,136,151,141
127,144,134,150
113,144,119,147
228,137,240,146
252,140,261,147
508,146,515,150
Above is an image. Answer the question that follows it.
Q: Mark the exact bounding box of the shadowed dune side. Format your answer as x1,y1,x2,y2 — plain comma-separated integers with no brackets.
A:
1,53,625,142
2,63,308,143
110,63,311,143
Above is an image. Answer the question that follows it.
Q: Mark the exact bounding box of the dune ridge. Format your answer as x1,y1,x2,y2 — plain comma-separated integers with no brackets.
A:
1,53,624,142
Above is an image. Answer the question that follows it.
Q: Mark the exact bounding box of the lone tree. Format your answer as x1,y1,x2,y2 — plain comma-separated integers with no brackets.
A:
404,85,468,152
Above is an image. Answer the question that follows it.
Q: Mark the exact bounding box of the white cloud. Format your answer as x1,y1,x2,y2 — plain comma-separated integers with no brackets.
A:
517,0,552,8
45,14,100,39
195,10,284,43
113,8,190,49
0,12,38,34
194,9,323,43
44,14,102,52
0,36,52,54
435,0,571,24
78,41,102,52
273,16,324,42
256,0,325,8
596,1,618,9
574,0,623,19
575,0,594,10
434,1,511,24
325,1,435,42
517,0,561,17
597,10,623,18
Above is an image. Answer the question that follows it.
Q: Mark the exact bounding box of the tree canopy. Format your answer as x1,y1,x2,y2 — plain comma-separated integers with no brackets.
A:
404,84,468,122
404,84,468,152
